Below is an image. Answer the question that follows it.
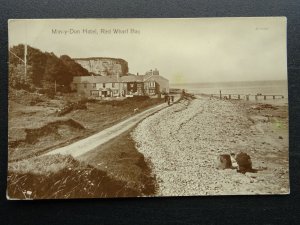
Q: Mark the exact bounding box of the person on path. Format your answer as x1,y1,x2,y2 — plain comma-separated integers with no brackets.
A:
164,94,168,103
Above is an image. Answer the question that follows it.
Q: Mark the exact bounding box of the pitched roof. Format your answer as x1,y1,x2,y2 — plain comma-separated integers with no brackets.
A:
120,75,144,82
72,74,168,83
73,76,119,83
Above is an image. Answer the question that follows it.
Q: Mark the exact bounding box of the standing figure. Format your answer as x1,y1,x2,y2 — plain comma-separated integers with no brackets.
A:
164,94,168,103
181,89,185,98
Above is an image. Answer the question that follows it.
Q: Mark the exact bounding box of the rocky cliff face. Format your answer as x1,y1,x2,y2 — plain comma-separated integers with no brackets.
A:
74,57,128,76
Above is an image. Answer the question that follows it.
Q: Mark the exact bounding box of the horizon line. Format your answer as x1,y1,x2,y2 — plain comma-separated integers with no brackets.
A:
170,79,287,85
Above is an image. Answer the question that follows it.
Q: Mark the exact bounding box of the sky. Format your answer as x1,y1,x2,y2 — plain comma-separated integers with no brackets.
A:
8,18,287,84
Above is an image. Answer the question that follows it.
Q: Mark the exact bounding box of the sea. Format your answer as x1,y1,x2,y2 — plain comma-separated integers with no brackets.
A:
171,80,288,106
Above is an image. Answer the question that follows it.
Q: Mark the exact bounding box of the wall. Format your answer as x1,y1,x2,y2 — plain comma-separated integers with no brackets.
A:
74,82,125,97
145,76,169,94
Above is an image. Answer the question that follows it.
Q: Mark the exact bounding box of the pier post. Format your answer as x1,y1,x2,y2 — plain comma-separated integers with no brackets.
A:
273,96,275,99
282,95,284,99
238,95,240,100
255,95,258,100
219,90,222,100
246,95,249,101
229,94,231,99
264,95,266,100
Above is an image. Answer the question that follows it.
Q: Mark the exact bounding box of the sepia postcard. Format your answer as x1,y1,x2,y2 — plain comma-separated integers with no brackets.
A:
7,18,289,199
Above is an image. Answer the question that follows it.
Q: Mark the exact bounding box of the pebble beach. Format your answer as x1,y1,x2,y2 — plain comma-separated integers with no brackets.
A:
132,95,289,196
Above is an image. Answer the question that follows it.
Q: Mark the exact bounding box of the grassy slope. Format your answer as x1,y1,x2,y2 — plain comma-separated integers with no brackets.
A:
8,154,139,199
7,125,157,199
79,127,157,196
8,90,164,161
8,90,162,198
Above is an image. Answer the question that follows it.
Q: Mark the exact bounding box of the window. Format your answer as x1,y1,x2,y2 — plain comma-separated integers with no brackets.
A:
91,90,99,97
103,83,106,88
84,83,87,88
93,83,96,88
149,82,155,87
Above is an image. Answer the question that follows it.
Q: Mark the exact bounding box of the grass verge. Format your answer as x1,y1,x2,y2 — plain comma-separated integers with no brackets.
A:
79,127,157,196
7,154,140,199
7,126,157,199
9,90,164,161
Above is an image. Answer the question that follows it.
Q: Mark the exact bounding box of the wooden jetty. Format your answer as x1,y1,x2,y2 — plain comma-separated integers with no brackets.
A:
209,90,284,101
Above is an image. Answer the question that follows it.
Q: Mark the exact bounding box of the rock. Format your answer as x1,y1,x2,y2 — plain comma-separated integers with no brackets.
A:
235,152,253,173
251,104,278,110
75,57,128,76
251,105,262,110
218,154,232,169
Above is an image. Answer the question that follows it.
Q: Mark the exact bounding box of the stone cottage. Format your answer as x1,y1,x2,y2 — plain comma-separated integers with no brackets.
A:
71,70,169,97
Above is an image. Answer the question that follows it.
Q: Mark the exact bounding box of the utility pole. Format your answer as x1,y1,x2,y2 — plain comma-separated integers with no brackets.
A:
24,43,27,81
117,72,121,97
8,44,27,81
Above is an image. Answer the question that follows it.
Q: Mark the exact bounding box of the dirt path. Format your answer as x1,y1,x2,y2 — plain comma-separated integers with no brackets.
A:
45,101,171,157
132,96,289,196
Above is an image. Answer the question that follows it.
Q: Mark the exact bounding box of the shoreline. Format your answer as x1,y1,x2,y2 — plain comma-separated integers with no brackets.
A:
132,94,289,196
196,92,288,106
7,93,289,198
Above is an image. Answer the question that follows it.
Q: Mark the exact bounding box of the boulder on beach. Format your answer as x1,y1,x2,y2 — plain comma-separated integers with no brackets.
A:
235,152,253,173
218,154,232,169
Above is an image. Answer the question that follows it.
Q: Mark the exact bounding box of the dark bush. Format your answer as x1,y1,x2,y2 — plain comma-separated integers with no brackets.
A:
131,96,150,101
57,101,87,116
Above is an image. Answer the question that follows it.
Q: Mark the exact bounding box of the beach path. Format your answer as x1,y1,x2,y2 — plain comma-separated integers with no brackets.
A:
45,100,172,158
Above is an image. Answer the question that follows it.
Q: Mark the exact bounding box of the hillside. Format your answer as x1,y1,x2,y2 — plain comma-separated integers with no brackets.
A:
9,44,89,92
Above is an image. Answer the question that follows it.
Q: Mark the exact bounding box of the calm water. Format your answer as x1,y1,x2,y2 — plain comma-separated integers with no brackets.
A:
171,80,288,105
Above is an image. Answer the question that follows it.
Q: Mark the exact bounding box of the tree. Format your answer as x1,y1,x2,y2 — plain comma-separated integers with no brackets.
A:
60,55,89,77
9,44,89,92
